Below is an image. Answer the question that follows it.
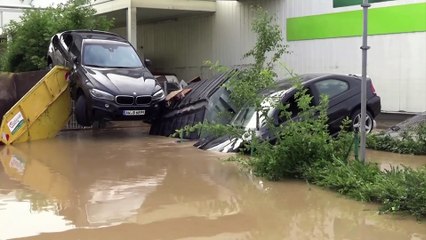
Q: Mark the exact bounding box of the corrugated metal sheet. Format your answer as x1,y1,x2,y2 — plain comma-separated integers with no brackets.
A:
150,70,237,138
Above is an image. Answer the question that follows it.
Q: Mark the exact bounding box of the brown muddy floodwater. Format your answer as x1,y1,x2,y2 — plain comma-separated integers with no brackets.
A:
0,128,425,240
367,149,426,171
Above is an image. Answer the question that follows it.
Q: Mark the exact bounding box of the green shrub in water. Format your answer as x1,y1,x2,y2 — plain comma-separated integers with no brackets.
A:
246,84,354,180
367,123,426,155
372,166,426,219
304,159,426,219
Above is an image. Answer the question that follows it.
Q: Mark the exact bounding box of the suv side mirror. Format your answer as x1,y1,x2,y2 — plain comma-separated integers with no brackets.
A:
52,35,60,47
70,54,78,70
71,55,78,64
144,59,152,67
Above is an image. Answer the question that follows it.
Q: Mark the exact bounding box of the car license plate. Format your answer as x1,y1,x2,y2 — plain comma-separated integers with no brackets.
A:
123,110,145,116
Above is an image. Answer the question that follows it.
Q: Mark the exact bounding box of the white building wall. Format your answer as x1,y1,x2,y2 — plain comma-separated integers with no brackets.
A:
0,0,32,34
0,11,21,34
111,0,425,113
121,0,284,81
283,33,426,113
284,0,426,112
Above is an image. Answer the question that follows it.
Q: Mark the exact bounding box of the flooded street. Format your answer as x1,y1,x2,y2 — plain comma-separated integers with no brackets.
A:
367,149,426,171
0,128,425,240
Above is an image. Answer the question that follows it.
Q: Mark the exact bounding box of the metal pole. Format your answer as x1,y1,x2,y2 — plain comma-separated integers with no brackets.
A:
127,6,137,49
360,0,370,162
0,10,3,35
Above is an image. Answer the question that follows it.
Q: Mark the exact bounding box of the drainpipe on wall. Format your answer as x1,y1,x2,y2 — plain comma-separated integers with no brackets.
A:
0,10,3,35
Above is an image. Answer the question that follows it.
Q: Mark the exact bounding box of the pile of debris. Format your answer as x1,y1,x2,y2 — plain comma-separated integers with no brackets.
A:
385,112,426,138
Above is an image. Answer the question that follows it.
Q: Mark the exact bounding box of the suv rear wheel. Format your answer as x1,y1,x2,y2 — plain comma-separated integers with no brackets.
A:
351,109,373,133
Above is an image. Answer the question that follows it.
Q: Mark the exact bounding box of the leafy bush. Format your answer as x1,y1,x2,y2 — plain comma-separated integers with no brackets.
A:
0,0,114,72
305,159,426,219
304,159,382,200
246,85,351,180
372,166,426,218
367,123,426,155
224,7,288,110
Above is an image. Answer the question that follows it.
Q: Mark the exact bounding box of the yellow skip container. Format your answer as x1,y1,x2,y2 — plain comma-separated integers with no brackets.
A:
0,66,71,145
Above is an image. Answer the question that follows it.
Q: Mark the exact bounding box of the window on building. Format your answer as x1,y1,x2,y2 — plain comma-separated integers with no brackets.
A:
0,35,6,44
0,34,6,54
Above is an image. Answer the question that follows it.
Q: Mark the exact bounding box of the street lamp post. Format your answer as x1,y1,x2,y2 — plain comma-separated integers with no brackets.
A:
360,0,371,162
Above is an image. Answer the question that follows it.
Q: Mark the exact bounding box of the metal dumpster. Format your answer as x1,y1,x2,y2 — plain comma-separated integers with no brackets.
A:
0,66,71,145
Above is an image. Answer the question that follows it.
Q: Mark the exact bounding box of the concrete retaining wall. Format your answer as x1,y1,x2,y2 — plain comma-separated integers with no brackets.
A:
0,73,17,121
0,70,48,120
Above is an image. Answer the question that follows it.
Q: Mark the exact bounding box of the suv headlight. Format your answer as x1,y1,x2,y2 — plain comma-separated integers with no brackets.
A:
152,89,165,100
89,89,114,101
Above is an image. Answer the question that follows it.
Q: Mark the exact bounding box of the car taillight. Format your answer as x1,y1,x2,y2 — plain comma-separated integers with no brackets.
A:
370,82,377,95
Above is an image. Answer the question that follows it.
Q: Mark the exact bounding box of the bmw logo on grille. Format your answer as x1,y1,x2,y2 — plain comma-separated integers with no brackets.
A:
133,92,137,95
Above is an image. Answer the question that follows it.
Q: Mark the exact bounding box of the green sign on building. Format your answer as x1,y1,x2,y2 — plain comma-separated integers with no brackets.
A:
334,0,394,8
287,2,426,41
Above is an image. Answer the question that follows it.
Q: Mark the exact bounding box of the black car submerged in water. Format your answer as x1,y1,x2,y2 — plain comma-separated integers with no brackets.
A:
47,30,165,126
198,73,382,152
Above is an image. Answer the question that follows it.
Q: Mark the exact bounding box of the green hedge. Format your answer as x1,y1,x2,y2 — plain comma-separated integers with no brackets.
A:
305,159,426,219
367,123,426,155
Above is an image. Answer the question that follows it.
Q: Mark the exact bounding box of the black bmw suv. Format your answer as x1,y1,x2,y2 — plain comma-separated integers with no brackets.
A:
47,30,165,126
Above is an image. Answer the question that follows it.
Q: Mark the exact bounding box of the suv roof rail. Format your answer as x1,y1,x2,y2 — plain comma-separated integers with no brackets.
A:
63,29,121,37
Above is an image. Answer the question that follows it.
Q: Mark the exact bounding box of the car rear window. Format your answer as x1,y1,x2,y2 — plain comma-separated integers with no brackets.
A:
314,79,349,99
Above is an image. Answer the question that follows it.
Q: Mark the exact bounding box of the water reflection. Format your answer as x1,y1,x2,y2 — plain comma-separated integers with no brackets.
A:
0,128,424,240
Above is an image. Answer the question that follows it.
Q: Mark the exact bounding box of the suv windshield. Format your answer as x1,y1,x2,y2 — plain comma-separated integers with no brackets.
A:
82,41,143,68
231,106,256,128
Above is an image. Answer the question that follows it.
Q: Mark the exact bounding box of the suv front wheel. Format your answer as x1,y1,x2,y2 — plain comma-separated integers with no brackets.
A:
75,94,93,126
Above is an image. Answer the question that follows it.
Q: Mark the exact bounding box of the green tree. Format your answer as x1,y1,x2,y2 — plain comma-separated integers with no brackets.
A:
0,0,114,72
226,7,288,111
